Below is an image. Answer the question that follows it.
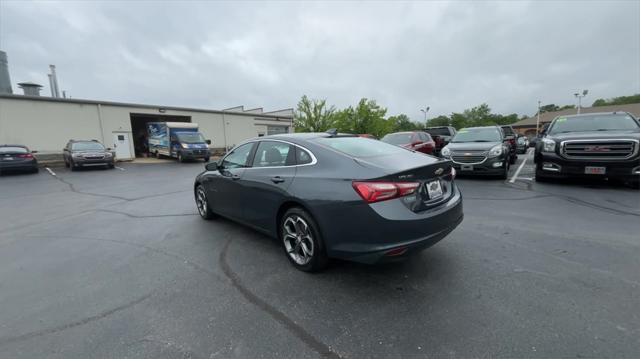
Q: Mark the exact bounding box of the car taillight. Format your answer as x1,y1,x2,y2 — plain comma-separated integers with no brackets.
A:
352,181,420,203
17,154,33,158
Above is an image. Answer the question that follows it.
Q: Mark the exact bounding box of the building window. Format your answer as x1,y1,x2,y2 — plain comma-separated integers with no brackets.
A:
267,126,289,135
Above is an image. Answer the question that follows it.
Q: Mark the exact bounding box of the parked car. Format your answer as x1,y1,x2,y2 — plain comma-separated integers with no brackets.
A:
500,125,518,164
63,139,115,171
424,126,457,155
440,126,511,179
516,134,528,154
380,131,436,155
357,134,377,139
534,112,640,185
194,133,463,272
0,145,38,174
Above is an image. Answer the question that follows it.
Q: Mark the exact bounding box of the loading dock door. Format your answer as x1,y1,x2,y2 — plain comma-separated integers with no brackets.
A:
113,133,133,160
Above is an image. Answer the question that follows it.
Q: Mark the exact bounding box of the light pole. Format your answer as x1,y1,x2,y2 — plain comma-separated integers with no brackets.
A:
536,100,541,136
420,106,430,126
574,89,588,114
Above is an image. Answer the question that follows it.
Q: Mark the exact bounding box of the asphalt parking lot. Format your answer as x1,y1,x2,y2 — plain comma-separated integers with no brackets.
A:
1,152,639,359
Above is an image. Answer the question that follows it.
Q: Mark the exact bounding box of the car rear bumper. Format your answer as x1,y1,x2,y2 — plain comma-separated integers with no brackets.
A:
537,152,640,180
0,159,38,171
319,185,464,264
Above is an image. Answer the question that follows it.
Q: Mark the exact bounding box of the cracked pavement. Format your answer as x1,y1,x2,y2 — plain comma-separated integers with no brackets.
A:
0,158,638,358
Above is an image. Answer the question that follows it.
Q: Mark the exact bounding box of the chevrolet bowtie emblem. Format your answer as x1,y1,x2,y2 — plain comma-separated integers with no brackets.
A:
435,168,444,175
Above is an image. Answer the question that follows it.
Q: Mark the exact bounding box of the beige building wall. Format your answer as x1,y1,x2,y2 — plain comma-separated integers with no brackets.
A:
0,98,102,153
0,96,294,158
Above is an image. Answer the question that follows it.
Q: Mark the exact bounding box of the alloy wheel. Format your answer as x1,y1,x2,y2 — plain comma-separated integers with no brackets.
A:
282,215,315,265
195,186,208,217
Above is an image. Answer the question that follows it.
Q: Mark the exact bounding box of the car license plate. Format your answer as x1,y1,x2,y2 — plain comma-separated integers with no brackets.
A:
3,157,13,161
461,164,473,171
585,166,606,175
426,180,443,199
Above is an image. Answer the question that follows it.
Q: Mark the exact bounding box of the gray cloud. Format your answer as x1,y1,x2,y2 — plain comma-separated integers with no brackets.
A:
1,0,638,120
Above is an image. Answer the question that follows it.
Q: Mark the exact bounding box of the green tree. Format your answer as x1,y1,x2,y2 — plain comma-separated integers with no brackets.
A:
426,115,451,127
591,94,640,107
388,114,421,132
293,95,336,132
334,98,389,137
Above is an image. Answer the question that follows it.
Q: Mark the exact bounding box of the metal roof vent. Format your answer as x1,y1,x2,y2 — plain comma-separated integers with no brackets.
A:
18,82,43,96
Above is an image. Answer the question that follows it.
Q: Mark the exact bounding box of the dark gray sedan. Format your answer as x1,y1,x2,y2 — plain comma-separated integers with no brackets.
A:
194,133,463,272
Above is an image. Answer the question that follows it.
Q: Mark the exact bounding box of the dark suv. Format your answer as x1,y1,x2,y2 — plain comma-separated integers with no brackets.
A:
500,125,518,164
63,140,115,171
441,125,511,179
424,126,456,155
534,112,640,185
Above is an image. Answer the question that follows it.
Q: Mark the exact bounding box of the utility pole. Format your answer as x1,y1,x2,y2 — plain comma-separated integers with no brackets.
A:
420,106,430,127
574,89,588,114
536,100,541,136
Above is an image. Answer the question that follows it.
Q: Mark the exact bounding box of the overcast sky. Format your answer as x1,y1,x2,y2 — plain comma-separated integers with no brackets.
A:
1,0,638,120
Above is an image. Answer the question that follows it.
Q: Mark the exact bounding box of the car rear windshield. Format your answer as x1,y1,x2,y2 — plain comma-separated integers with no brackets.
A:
177,132,206,143
72,142,104,151
315,137,406,157
451,128,502,143
380,133,414,145
425,128,450,136
501,126,515,135
548,114,639,134
0,146,28,154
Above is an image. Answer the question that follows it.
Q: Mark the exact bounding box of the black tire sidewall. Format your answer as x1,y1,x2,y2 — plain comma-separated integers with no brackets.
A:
280,207,328,272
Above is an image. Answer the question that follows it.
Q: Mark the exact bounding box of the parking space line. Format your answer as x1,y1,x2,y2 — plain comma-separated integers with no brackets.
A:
509,148,531,183
45,167,56,176
115,166,125,171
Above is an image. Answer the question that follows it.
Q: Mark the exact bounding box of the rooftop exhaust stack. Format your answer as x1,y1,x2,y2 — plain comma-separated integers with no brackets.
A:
49,64,60,98
0,50,13,94
18,82,43,96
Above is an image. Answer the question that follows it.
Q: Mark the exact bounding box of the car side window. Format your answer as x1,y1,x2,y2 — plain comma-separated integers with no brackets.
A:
252,141,294,167
222,143,254,169
296,147,313,165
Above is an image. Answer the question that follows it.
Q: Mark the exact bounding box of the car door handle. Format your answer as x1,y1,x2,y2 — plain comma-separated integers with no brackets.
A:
231,175,241,181
271,176,285,184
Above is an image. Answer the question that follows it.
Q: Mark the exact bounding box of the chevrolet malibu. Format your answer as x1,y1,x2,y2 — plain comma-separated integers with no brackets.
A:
194,132,463,272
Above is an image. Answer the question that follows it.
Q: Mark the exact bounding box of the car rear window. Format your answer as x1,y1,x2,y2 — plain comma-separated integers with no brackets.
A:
0,147,28,154
315,137,406,157
380,133,414,145
425,128,450,136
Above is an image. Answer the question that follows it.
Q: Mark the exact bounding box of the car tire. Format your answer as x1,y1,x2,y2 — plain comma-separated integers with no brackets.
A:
280,207,329,272
195,185,216,220
64,160,70,168
509,154,517,165
500,160,509,180
204,157,210,162
178,152,184,163
69,159,76,171
108,163,115,169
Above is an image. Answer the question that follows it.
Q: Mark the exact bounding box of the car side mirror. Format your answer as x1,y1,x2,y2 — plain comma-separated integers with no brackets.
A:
106,147,112,151
205,139,211,145
205,161,220,171
32,150,38,154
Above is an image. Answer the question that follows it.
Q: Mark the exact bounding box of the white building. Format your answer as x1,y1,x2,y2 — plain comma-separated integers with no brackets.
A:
0,94,294,160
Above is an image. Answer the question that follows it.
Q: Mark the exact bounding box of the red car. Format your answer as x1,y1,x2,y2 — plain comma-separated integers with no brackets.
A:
380,131,436,154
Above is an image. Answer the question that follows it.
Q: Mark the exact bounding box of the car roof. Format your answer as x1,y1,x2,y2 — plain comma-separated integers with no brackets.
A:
0,144,28,148
557,111,633,119
461,125,501,130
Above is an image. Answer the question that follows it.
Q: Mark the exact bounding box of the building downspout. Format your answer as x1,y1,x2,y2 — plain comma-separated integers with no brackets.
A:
96,103,106,145
221,111,228,152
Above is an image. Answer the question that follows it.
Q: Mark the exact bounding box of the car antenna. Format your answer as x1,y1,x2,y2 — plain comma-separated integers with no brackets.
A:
326,128,338,137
